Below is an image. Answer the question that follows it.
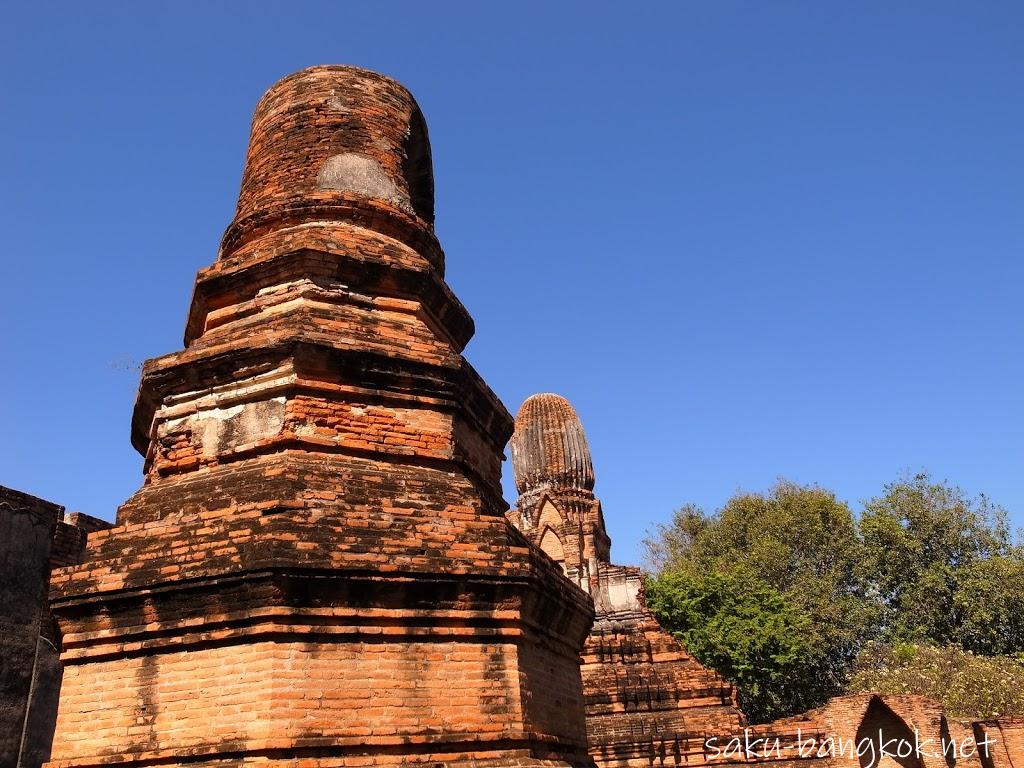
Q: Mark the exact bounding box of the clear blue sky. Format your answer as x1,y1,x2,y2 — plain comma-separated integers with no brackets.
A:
2,2,1021,565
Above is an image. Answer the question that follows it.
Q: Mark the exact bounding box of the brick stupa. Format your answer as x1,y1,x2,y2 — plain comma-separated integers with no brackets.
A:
46,66,595,768
508,394,743,768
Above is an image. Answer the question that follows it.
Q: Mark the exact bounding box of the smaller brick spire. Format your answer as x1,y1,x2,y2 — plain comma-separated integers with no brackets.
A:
511,393,595,496
509,393,608,587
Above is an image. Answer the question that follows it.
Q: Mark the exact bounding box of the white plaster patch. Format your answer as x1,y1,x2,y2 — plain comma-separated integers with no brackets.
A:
316,152,411,211
604,578,642,612
161,397,287,458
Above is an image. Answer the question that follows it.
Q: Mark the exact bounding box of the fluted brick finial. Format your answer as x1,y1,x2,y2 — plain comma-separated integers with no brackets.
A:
511,393,595,496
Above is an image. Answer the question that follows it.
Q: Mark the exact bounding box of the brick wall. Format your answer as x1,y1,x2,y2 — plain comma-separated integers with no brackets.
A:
0,486,109,768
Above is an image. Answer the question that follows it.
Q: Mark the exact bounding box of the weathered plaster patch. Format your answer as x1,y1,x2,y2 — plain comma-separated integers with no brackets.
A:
161,397,286,458
603,577,641,613
316,153,410,211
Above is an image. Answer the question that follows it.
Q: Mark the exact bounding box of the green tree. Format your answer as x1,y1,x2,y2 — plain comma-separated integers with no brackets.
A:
643,475,1024,723
850,642,1024,719
860,473,1024,654
643,481,876,720
644,569,820,723
954,556,1024,655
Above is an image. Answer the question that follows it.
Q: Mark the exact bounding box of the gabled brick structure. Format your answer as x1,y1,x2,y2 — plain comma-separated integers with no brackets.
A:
45,66,595,768
508,394,742,768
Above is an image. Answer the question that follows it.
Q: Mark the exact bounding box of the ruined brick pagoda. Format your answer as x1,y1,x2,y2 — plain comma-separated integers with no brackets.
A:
505,393,1024,768
44,66,595,768
508,394,743,768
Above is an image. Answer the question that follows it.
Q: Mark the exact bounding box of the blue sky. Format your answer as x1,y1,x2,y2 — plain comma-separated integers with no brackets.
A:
2,2,1021,565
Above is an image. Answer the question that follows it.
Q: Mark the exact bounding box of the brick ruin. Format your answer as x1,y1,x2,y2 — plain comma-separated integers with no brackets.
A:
35,65,595,768
1,65,1022,768
507,394,743,767
505,393,1024,768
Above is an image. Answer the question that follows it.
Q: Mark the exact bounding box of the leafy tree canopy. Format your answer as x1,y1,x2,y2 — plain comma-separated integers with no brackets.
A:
860,473,1024,655
643,474,1023,723
644,481,876,719
644,569,820,723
